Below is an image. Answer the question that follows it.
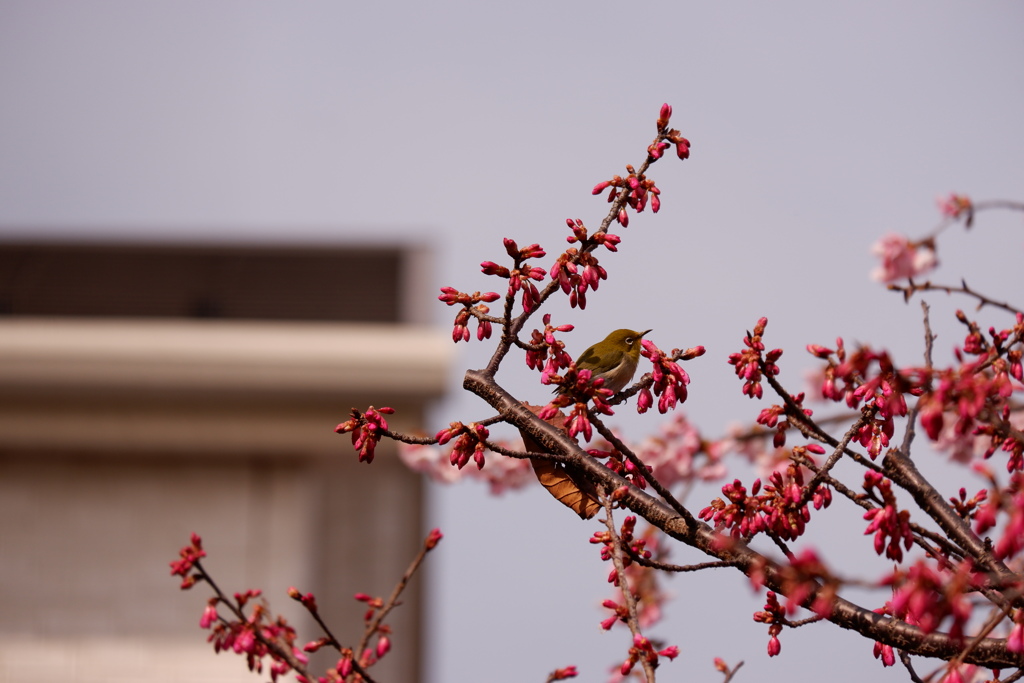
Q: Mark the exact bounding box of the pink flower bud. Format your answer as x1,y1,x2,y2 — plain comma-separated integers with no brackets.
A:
675,139,691,159
480,261,510,277
338,655,353,678
376,635,391,658
425,528,443,549
199,601,218,629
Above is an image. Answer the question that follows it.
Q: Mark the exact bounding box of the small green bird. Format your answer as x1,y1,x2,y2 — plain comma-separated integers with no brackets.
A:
564,328,652,394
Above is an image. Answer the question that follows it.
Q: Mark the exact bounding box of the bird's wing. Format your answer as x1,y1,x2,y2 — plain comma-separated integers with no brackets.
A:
576,344,606,369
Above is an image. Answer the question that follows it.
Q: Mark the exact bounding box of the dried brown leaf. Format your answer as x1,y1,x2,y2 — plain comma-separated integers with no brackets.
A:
520,402,600,519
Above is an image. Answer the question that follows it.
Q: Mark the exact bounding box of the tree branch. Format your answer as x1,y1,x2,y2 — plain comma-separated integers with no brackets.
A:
463,368,1024,669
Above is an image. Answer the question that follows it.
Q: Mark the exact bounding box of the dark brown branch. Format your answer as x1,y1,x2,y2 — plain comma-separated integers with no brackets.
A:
881,450,1018,594
889,279,1022,315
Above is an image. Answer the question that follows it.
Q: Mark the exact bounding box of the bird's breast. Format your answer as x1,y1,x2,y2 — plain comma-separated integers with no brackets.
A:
597,354,639,394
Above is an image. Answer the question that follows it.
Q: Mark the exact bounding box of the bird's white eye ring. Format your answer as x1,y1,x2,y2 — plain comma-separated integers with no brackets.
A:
626,337,635,344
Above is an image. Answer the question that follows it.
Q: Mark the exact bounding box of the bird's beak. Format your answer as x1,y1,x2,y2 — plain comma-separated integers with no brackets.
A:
640,329,652,338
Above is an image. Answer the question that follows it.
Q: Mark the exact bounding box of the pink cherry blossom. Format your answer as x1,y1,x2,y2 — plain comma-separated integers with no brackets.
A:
870,233,937,283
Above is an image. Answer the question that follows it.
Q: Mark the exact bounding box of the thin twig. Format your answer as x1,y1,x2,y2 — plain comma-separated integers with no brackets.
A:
719,660,745,683
898,649,926,683
800,406,876,507
889,279,1022,315
761,367,884,473
352,533,439,678
601,492,657,683
624,545,738,573
590,412,697,527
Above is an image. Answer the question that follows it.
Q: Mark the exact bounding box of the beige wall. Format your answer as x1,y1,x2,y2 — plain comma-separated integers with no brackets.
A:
0,320,451,683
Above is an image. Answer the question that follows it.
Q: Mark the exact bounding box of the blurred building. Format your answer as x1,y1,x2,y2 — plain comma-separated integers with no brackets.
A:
0,241,451,682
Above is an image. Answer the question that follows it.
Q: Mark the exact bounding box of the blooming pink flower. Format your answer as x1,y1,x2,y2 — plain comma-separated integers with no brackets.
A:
937,193,972,219
632,414,726,488
870,233,937,283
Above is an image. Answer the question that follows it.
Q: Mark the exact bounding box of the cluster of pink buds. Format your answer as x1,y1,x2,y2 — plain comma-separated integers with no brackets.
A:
617,633,679,677
589,515,651,582
699,478,764,538
588,445,650,489
288,586,319,614
480,238,548,314
349,593,392,671
772,548,838,618
170,532,206,589
886,559,974,642
755,393,812,449
565,217,621,251
587,103,690,228
935,313,1023,468
539,374,615,443
208,596,308,682
599,597,631,631
438,287,501,342
812,340,924,458
758,462,825,541
752,591,785,657
699,460,829,541
335,406,395,463
169,535,309,681
919,360,1013,447
526,314,574,377
315,650,356,683
651,103,690,160
592,166,663,227
729,318,780,400
872,637,896,667
200,597,220,629
948,485,989,523
1008,610,1024,653
550,247,607,310
982,476,1024,562
436,421,490,469
862,470,914,562
564,392,614,442
638,340,703,414
990,484,1024,561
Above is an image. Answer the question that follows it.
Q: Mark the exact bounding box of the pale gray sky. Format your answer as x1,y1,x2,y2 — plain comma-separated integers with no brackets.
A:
2,2,1023,681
